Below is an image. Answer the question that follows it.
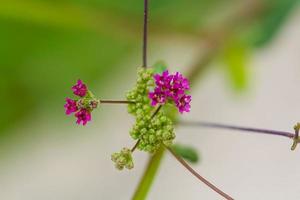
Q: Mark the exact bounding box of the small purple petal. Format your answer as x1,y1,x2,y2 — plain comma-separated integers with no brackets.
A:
176,95,192,113
64,98,78,115
72,79,88,97
148,88,167,107
149,70,191,112
154,70,172,90
75,109,92,125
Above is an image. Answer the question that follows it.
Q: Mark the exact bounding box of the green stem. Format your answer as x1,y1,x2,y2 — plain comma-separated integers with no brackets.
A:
132,146,165,200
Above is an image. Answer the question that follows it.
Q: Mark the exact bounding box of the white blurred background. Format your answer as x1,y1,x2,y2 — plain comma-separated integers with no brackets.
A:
1,3,300,200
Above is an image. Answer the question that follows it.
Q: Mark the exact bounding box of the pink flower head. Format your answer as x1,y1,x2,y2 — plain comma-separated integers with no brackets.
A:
75,109,91,125
172,72,190,90
149,88,167,106
154,70,172,90
176,95,191,113
149,70,191,113
72,79,87,97
64,98,78,115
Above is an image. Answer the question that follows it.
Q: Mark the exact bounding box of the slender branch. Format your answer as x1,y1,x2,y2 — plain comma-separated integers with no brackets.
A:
151,105,162,118
179,121,295,139
142,0,149,68
131,139,140,152
99,100,135,104
165,145,234,200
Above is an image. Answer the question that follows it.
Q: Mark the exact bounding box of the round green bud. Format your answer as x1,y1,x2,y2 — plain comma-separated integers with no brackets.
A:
111,148,134,170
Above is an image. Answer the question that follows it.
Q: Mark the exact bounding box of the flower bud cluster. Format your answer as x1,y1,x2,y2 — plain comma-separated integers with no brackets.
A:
64,80,98,125
149,70,191,113
130,112,175,152
126,68,175,153
126,68,154,116
111,148,134,170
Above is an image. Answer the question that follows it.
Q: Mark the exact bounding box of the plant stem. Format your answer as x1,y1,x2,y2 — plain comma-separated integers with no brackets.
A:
151,105,162,118
132,146,164,200
131,139,140,152
99,100,135,104
142,0,149,68
291,123,300,150
165,145,234,200
179,121,295,139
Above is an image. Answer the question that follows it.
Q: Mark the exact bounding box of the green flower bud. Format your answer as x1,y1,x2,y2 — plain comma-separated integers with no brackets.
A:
125,68,176,154
111,148,134,170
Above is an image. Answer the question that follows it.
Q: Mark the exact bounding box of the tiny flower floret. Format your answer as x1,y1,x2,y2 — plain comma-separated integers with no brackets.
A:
75,109,91,125
65,79,97,126
148,88,166,106
176,94,192,113
153,70,172,88
72,79,88,97
111,148,134,170
149,70,191,113
64,98,78,115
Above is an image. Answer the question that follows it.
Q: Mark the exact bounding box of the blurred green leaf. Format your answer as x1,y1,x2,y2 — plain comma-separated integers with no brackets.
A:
0,0,141,40
254,0,299,46
0,0,298,139
172,144,200,164
222,39,249,91
0,17,135,135
0,0,243,36
153,60,167,74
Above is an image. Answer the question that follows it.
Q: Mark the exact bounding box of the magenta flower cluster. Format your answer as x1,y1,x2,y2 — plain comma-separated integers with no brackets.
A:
149,70,191,113
64,80,92,125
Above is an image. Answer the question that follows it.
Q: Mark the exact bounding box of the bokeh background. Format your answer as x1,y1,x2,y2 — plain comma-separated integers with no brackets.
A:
0,0,300,199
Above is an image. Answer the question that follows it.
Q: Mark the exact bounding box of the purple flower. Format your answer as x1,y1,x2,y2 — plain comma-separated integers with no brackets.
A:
172,72,190,90
167,72,189,98
75,109,91,125
72,79,87,97
149,70,191,113
176,95,191,113
154,70,172,90
64,98,78,115
149,88,167,106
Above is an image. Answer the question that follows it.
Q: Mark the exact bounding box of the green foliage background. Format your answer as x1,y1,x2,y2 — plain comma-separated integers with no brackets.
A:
0,0,298,137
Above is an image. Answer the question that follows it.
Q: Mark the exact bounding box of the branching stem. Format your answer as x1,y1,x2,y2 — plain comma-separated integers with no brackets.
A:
131,140,140,152
165,145,234,200
151,105,162,118
179,121,295,139
99,100,135,104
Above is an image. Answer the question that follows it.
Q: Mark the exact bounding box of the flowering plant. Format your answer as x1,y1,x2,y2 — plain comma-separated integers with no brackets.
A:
63,1,300,199
64,80,97,125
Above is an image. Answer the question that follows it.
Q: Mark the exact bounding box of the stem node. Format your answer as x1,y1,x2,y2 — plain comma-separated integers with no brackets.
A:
291,123,300,151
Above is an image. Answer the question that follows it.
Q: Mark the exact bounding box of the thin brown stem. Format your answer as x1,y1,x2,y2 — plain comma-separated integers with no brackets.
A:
151,105,162,118
142,0,149,68
99,100,135,104
165,145,234,200
131,140,140,152
179,121,295,139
